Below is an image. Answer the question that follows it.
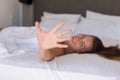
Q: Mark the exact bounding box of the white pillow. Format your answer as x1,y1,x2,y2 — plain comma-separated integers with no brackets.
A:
40,19,63,27
86,10,120,24
43,11,81,17
41,11,81,24
40,20,78,37
75,18,120,40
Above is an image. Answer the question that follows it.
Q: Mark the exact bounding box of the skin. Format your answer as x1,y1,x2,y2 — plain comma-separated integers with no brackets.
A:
35,21,94,61
65,34,94,53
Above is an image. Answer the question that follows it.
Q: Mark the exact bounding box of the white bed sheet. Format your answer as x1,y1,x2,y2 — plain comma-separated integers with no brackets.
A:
0,26,120,80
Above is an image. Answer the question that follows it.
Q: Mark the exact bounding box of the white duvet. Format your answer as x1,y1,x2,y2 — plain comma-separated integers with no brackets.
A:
0,26,120,80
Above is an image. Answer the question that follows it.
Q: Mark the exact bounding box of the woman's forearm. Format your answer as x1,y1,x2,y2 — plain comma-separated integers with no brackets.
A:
39,48,55,61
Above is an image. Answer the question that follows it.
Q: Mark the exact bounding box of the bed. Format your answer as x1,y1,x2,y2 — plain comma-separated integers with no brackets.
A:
0,0,120,80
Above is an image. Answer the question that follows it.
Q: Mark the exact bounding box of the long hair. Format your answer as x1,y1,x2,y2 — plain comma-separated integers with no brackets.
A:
91,36,120,61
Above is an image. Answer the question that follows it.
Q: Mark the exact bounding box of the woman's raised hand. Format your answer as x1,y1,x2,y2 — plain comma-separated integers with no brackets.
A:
35,21,71,50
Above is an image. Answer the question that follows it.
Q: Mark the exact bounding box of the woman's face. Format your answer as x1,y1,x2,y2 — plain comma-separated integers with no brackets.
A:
67,34,94,53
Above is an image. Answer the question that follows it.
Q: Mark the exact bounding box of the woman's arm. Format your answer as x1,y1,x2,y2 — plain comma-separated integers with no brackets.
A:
35,21,71,61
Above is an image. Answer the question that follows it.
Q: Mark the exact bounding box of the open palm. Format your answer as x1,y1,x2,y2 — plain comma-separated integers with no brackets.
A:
35,21,71,50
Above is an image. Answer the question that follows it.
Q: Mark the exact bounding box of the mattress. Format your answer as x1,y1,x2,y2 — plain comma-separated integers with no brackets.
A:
0,52,119,80
0,26,120,80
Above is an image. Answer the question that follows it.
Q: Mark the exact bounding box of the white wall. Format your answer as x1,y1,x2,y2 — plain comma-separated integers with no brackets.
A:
0,0,20,28
0,0,33,28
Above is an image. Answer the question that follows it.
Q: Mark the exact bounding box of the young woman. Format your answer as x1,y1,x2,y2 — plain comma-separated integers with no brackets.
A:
35,21,120,61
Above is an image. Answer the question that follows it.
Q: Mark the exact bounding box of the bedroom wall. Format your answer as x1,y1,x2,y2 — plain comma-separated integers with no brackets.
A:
22,3,34,26
34,0,120,21
0,0,20,28
0,0,34,28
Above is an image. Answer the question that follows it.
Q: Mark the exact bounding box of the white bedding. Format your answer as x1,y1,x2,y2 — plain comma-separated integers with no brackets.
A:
0,26,120,80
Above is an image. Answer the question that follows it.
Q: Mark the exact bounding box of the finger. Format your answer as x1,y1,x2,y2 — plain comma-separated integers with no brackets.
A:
51,21,64,33
57,29,72,37
35,21,42,33
56,44,68,48
57,37,71,42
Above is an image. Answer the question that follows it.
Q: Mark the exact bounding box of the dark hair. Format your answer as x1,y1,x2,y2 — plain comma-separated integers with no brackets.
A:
91,36,120,61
